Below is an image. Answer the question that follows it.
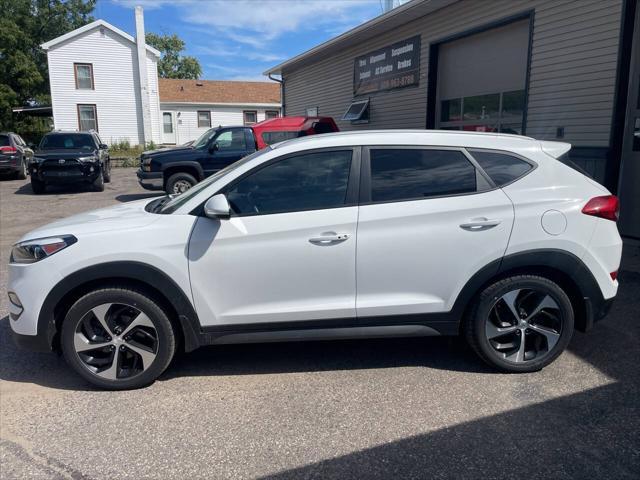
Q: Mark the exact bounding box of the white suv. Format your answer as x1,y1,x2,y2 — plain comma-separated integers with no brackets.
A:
8,131,622,389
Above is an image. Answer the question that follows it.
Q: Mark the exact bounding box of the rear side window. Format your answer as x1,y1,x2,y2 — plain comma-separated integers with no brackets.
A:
226,150,352,216
369,149,476,202
469,150,533,186
262,131,301,145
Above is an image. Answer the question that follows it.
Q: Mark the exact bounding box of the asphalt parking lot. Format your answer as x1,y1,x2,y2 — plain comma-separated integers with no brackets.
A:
0,168,639,479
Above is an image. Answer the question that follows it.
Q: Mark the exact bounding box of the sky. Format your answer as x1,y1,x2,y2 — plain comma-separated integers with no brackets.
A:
94,0,391,82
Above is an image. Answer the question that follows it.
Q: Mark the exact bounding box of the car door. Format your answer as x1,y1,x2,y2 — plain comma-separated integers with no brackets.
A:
201,128,250,176
188,147,360,327
356,146,514,318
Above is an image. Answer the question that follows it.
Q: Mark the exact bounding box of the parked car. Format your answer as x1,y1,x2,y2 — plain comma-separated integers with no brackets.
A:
9,130,621,390
0,132,33,179
137,116,339,195
30,131,111,194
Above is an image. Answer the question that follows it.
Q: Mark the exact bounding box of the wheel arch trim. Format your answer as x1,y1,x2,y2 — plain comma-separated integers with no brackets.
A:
37,261,202,352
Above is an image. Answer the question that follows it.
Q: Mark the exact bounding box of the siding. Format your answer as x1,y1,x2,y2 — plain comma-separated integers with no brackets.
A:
283,0,623,151
160,105,280,144
47,25,160,146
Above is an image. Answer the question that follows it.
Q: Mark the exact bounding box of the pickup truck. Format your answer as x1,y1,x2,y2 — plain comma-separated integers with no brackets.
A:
137,116,339,194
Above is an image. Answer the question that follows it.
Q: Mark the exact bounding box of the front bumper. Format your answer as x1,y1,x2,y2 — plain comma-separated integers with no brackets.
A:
137,169,163,190
11,329,53,352
31,160,100,184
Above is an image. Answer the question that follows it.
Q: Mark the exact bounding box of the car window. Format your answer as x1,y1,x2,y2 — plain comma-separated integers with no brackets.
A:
261,131,302,145
0,135,11,147
193,128,218,149
39,134,96,150
469,149,533,186
369,149,477,202
216,130,247,151
225,150,352,216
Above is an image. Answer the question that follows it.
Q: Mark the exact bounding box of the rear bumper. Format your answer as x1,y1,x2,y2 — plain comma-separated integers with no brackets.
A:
137,169,163,190
0,156,21,173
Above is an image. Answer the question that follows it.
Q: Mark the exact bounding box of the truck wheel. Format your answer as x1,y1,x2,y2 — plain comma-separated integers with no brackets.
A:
166,172,197,195
31,178,45,194
93,171,105,192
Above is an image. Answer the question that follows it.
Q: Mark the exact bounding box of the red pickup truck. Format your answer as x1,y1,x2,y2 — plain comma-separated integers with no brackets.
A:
252,116,339,149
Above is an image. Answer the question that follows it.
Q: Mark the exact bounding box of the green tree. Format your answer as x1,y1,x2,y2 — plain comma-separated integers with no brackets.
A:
0,0,95,136
146,33,202,79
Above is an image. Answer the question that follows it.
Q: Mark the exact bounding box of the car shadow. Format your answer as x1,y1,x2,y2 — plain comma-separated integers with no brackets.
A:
13,182,95,195
115,192,164,203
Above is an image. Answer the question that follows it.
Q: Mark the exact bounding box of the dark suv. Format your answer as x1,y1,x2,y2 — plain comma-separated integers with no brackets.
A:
0,132,33,179
30,131,111,194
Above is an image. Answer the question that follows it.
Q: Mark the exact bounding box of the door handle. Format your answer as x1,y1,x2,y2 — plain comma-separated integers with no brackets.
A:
309,233,350,244
460,218,502,231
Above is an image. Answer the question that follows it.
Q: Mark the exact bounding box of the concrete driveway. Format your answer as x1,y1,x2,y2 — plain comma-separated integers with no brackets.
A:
1,169,638,479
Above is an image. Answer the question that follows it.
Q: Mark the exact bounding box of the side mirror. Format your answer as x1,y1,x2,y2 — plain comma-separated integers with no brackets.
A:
209,142,219,153
203,194,230,218
99,143,108,149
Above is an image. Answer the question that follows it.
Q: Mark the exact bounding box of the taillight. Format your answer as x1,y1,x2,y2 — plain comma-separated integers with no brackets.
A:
610,271,618,281
0,146,17,154
582,195,619,222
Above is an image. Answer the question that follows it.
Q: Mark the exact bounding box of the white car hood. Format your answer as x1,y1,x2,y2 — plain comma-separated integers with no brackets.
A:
19,198,161,241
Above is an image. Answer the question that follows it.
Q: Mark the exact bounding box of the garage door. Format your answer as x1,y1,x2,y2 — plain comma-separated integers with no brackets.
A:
437,19,530,134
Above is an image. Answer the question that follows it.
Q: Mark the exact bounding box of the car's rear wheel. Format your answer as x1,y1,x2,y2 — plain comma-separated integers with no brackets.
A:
31,177,45,194
464,275,574,372
16,158,27,180
166,172,197,195
92,170,105,191
61,287,176,390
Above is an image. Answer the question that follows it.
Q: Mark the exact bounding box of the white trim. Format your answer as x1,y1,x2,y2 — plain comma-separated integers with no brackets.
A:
159,102,282,108
41,19,161,57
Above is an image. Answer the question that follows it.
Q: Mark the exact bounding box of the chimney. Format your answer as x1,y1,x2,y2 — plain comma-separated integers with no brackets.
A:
135,6,152,146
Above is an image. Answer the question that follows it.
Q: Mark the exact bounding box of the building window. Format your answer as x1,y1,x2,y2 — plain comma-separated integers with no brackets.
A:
265,110,279,120
438,89,525,134
163,112,173,133
74,63,94,90
197,110,211,128
77,104,98,131
243,110,257,126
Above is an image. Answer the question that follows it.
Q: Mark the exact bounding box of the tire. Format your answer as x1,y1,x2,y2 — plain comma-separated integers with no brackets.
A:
103,161,111,183
31,177,45,194
92,170,105,192
464,275,574,373
61,287,176,390
166,172,197,195
16,158,27,180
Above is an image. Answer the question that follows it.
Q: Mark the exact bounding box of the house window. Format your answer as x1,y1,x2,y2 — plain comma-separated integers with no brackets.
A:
243,110,258,126
197,110,211,128
74,63,94,89
265,110,279,120
163,112,173,133
78,104,98,131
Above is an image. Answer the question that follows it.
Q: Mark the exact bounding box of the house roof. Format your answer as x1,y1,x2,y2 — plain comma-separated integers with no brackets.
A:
158,79,281,106
264,0,457,75
40,19,161,57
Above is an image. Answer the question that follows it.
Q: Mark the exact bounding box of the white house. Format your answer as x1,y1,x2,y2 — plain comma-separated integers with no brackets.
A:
41,7,281,146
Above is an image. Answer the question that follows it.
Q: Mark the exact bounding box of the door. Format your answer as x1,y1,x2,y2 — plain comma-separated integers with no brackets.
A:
618,0,640,238
356,147,514,317
162,112,176,144
200,128,250,176
188,148,360,326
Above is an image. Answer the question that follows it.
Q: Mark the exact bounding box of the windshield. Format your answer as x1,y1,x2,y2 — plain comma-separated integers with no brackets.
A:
160,147,273,214
192,128,219,149
39,134,96,150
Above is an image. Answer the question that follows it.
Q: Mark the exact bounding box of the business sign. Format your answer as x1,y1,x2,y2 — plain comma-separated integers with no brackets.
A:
353,35,421,96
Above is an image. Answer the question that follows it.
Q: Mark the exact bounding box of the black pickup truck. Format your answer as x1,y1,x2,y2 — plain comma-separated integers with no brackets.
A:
137,126,256,194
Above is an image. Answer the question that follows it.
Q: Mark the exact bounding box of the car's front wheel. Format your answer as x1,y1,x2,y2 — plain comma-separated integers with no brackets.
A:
61,287,176,390
464,275,574,372
92,170,105,192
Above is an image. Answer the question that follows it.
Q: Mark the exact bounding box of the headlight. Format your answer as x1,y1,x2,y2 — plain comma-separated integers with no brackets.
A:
77,156,97,163
10,235,77,264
